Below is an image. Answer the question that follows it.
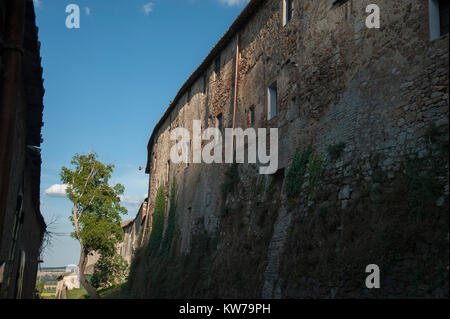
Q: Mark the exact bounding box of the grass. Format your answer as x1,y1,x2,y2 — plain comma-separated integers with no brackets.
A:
98,283,125,298
64,284,125,299
66,275,92,299
66,287,89,299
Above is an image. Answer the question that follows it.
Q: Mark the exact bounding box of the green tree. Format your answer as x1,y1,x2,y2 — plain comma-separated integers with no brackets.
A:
60,152,127,299
91,254,128,289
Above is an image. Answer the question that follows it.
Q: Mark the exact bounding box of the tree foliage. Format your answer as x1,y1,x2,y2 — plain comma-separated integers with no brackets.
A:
91,254,128,289
61,152,126,255
60,152,127,298
36,280,44,294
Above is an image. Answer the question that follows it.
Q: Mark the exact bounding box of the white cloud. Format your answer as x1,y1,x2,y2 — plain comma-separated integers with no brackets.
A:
120,194,147,207
33,0,41,8
85,7,91,16
219,0,249,6
142,2,155,15
44,184,68,198
109,165,148,213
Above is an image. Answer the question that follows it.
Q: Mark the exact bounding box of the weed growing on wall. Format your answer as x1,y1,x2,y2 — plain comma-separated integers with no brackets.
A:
308,152,325,188
400,123,449,216
285,144,313,198
162,178,177,253
279,123,449,298
221,163,240,197
327,142,346,161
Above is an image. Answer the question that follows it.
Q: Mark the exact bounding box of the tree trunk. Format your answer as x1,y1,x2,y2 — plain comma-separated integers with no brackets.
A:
78,246,100,299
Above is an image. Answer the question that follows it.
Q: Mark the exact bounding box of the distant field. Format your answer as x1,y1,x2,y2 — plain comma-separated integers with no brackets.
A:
44,289,56,293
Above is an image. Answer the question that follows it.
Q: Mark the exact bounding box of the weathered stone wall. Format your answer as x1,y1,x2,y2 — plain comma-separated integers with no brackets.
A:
0,0,46,299
117,200,147,265
130,0,449,298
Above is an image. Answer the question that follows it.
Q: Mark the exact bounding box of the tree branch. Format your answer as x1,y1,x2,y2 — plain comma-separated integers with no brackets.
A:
79,193,96,219
78,164,96,201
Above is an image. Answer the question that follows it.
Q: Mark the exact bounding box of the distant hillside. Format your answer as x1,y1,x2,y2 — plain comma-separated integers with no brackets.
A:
40,267,66,272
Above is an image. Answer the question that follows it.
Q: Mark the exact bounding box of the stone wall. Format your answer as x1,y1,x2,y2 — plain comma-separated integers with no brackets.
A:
128,0,449,298
0,0,46,299
117,200,147,265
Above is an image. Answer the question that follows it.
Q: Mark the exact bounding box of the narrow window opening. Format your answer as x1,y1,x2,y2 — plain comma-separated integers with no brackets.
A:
283,0,294,26
430,0,449,40
217,113,223,133
439,0,449,36
332,0,349,9
202,73,207,95
187,87,192,103
215,57,221,79
287,0,294,22
267,82,278,120
166,160,170,182
250,106,255,125
186,140,191,167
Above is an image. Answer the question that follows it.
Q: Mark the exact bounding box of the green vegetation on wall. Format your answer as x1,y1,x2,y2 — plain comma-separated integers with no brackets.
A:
280,123,449,298
148,184,166,255
162,178,177,253
327,142,346,161
308,152,325,188
221,163,239,197
400,123,448,216
285,144,313,198
122,122,448,298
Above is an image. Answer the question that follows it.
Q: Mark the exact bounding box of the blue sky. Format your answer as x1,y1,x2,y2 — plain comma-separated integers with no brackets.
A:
35,0,248,267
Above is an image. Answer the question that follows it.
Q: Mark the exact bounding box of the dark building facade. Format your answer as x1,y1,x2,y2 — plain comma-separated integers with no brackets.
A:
0,0,46,299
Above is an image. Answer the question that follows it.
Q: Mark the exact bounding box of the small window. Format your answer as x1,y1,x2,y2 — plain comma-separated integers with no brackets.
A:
332,0,349,9
249,106,255,125
186,140,191,167
287,0,294,22
166,160,170,182
217,113,223,133
202,74,207,95
267,82,277,120
215,57,221,79
187,87,192,103
429,0,449,40
439,0,449,36
332,0,351,20
283,0,294,26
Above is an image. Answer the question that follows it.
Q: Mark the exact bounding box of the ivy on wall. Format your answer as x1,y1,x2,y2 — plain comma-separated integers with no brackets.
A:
285,144,313,198
148,184,165,255
162,178,177,253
